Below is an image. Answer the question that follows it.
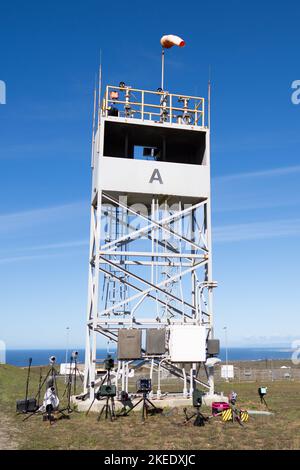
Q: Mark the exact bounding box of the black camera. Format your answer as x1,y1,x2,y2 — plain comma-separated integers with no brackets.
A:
96,384,116,399
104,355,114,371
136,378,152,394
192,389,204,408
258,386,267,398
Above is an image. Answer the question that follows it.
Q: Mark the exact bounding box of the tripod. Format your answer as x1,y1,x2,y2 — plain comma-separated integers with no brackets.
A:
23,362,68,423
97,394,116,422
40,363,59,396
62,357,82,413
16,357,38,416
96,369,116,422
183,406,209,427
259,395,269,410
122,392,158,421
62,359,73,413
85,369,113,416
73,356,83,395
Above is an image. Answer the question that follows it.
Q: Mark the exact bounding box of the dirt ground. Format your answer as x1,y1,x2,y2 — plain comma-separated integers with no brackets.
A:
0,412,20,450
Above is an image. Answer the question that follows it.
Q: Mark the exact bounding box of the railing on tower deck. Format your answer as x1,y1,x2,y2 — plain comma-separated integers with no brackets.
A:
103,85,206,128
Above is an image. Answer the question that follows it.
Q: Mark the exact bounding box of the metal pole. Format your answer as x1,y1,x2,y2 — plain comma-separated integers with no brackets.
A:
223,326,229,382
98,50,102,121
208,79,211,130
161,48,165,90
65,327,70,383
65,327,70,364
24,357,32,408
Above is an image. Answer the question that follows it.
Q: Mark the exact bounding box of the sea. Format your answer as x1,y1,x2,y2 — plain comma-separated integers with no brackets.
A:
3,347,294,367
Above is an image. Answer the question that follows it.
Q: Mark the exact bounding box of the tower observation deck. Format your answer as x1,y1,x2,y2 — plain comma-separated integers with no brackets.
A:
84,83,218,401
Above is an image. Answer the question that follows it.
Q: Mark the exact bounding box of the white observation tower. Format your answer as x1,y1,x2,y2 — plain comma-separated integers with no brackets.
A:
84,37,219,403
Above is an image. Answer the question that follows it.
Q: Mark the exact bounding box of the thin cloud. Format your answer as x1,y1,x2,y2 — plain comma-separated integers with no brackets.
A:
0,140,85,159
214,218,300,243
0,238,89,264
213,131,300,155
0,201,87,234
25,239,89,251
0,249,86,265
213,164,300,182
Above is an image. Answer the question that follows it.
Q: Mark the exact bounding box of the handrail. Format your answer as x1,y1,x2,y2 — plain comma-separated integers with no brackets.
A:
104,85,206,128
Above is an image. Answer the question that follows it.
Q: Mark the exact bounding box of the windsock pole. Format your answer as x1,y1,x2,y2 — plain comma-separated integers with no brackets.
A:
161,48,165,90
160,35,185,91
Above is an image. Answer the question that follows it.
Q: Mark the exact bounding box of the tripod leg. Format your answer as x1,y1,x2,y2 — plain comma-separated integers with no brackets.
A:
36,368,52,402
36,367,42,408
108,405,113,421
262,397,269,410
59,408,68,418
142,398,146,421
105,397,109,419
67,380,72,412
75,365,84,384
74,364,77,395
97,405,105,422
183,412,196,425
86,397,96,416
23,411,37,422
123,398,143,416
52,366,59,399
111,398,116,419
145,398,157,409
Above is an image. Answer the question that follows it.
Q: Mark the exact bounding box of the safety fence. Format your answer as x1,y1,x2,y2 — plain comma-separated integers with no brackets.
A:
104,85,205,127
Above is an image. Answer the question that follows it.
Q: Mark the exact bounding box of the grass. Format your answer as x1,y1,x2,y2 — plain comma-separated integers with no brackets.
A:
1,363,300,450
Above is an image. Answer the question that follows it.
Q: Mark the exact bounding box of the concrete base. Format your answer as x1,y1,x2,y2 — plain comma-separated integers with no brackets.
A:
247,410,274,416
73,396,191,413
73,393,228,413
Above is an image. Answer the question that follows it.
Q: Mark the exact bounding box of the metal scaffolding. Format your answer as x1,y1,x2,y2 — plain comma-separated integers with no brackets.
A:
84,84,217,399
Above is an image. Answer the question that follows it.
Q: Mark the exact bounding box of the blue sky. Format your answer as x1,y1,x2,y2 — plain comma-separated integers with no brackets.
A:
0,0,299,349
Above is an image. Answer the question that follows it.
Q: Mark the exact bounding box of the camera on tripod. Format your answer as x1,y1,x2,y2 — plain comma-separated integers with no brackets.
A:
183,389,208,427
71,351,78,359
258,386,267,399
104,354,114,371
96,384,116,399
49,356,56,365
136,378,152,394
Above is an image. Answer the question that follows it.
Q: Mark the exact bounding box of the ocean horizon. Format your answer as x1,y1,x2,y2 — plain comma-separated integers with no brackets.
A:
2,347,294,367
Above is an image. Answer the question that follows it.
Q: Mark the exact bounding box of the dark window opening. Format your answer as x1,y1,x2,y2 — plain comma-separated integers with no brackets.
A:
104,121,206,165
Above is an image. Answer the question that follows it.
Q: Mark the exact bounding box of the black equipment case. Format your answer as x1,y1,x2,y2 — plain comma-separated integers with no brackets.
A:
16,398,37,413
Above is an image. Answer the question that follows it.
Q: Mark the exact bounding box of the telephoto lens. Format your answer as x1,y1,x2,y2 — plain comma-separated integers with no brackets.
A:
49,356,56,364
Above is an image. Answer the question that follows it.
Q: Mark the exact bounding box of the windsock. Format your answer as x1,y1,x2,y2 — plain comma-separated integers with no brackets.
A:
160,35,185,49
